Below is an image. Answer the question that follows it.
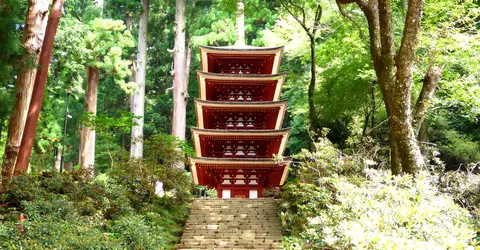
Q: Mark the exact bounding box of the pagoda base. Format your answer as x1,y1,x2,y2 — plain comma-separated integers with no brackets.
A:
217,185,263,199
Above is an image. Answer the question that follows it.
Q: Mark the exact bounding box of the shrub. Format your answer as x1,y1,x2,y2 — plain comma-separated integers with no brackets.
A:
281,171,477,249
108,133,194,204
0,134,193,249
438,165,480,235
280,136,478,249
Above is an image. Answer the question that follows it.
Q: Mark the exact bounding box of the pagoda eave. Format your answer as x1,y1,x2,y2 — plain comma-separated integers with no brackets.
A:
199,45,285,52
191,127,291,135
197,72,287,102
199,46,284,74
195,99,288,130
189,157,292,187
191,127,290,159
197,71,288,78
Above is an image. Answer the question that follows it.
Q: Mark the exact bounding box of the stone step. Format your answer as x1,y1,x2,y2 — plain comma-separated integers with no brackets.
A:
192,207,278,210
182,229,282,234
188,216,278,220
178,198,283,250
185,219,280,223
180,236,282,241
184,223,281,228
177,242,282,248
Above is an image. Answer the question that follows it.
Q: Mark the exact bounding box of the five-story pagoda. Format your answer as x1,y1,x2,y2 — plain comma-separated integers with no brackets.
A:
189,2,291,199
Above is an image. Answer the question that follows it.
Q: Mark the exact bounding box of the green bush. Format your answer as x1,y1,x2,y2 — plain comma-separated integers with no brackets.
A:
438,166,480,234
280,137,478,249
440,130,480,164
0,133,193,249
431,115,480,166
108,133,194,204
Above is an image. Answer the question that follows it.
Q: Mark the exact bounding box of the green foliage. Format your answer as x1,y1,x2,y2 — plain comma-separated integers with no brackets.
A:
192,0,278,46
0,142,191,249
292,129,372,182
431,114,480,166
439,166,480,233
108,133,194,203
280,137,478,249
51,16,88,95
79,111,139,134
1,129,192,248
77,111,139,171
86,18,136,93
440,130,480,163
0,0,26,158
0,0,25,84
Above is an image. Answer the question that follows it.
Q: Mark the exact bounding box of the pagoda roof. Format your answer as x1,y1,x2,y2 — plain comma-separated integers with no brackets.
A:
189,157,292,186
199,46,284,74
199,45,284,52
194,99,287,130
190,156,293,163
191,127,290,136
197,71,288,78
191,127,290,158
194,99,288,107
197,71,287,102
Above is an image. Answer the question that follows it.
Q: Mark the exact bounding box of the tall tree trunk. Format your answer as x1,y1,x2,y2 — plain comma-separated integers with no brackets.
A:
391,0,425,174
370,81,376,129
279,1,322,134
14,0,64,175
390,80,424,174
126,11,136,87
412,66,441,132
53,147,61,171
339,0,430,175
308,37,318,132
0,119,4,144
1,0,49,187
77,0,103,173
79,67,99,172
184,1,194,100
390,138,401,175
417,119,429,154
130,0,149,159
171,0,187,142
362,108,369,136
126,11,135,153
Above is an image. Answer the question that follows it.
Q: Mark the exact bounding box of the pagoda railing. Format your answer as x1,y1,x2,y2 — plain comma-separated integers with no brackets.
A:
209,144,268,158
211,115,269,130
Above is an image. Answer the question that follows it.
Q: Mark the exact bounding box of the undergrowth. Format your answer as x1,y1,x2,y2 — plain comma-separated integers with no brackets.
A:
0,133,193,249
279,134,479,249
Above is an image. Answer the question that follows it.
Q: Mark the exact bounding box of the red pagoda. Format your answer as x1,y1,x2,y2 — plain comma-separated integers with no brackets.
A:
190,45,291,199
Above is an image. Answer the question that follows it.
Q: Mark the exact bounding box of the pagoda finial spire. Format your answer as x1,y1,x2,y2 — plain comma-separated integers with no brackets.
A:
235,0,245,47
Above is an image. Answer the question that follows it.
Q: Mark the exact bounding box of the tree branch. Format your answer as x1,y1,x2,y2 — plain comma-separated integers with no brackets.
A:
358,1,382,75
378,0,395,63
337,0,357,4
396,0,424,66
337,0,368,8
312,5,322,35
335,0,365,39
280,0,313,38
412,65,442,131
288,0,306,25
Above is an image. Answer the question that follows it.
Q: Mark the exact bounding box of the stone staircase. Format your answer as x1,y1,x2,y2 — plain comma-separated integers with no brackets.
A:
177,198,283,249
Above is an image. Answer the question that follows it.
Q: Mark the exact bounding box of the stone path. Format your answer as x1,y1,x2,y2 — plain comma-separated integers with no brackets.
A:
177,198,283,249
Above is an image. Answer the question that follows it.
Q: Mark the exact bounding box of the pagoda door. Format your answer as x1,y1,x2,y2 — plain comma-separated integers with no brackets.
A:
232,189,248,198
